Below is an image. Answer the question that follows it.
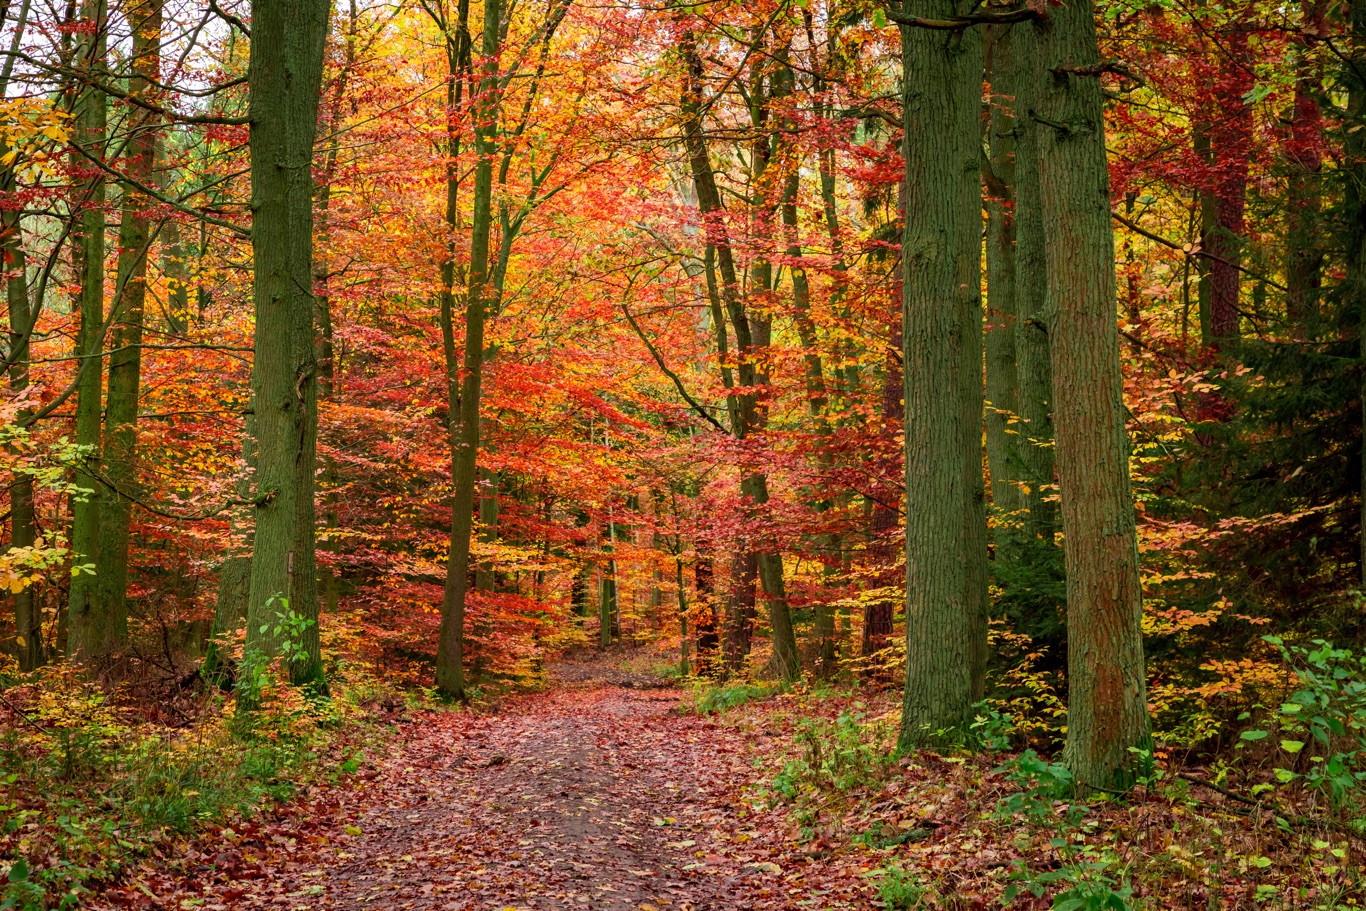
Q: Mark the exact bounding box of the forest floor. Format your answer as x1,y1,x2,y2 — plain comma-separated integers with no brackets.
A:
86,652,1364,911
91,654,876,911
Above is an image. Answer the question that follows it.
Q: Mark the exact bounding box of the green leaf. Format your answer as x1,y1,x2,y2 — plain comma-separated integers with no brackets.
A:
1281,740,1305,753
1240,729,1269,741
871,8,888,27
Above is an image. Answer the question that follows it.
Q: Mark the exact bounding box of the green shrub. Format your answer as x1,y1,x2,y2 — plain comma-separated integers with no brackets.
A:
689,681,781,714
873,864,934,910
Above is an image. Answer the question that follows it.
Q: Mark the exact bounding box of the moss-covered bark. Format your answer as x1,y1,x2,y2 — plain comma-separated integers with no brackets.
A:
897,1,988,748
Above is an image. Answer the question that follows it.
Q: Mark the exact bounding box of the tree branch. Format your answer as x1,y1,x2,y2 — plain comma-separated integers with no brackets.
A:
620,303,729,434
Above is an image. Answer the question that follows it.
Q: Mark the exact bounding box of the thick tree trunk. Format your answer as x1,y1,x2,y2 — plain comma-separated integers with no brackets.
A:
242,0,331,694
67,0,110,663
1036,0,1151,790
896,0,987,749
92,0,161,652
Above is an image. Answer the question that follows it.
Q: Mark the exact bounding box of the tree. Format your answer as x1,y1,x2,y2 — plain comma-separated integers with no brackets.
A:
242,0,332,693
66,0,110,663
896,0,988,749
1035,0,1151,790
91,0,164,658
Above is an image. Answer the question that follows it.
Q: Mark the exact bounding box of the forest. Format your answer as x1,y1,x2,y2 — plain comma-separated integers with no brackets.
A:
0,0,1364,907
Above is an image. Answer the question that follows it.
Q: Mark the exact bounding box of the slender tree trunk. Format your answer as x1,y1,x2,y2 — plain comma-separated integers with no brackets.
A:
161,217,190,334
983,26,1022,525
242,0,331,694
677,558,690,675
1287,0,1324,339
475,465,500,591
1009,22,1055,541
1036,0,1151,790
66,0,109,663
314,5,359,622
434,0,499,700
677,23,798,680
1347,0,1366,586
779,83,838,675
5,177,38,669
896,0,987,749
863,321,900,666
92,0,161,653
201,418,256,686
694,547,718,675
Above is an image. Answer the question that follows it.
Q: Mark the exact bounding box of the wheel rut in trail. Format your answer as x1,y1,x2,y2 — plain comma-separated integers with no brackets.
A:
315,667,800,910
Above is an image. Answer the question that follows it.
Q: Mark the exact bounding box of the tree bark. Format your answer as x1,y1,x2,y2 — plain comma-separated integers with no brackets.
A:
433,0,501,699
1287,0,1324,339
4,168,38,669
897,0,988,749
677,23,798,681
1346,0,1366,586
92,0,162,655
983,26,1023,525
66,0,110,663
242,0,331,694
1035,0,1151,790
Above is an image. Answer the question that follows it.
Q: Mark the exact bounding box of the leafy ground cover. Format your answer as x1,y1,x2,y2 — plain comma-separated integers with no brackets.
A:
33,652,1360,910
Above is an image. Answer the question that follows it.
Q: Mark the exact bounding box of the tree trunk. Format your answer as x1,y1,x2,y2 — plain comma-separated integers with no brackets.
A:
677,558,690,675
1347,0,1366,587
896,0,987,749
1287,0,1324,339
201,418,256,686
1036,0,1151,790
983,26,1023,525
242,0,331,695
723,549,757,672
694,548,718,675
66,0,109,663
92,0,161,655
5,181,38,669
434,0,499,700
677,23,798,681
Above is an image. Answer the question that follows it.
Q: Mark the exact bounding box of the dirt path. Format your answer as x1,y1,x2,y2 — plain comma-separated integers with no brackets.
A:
117,662,856,911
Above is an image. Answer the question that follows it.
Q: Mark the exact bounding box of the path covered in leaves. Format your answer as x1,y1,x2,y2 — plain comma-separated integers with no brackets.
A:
100,662,869,910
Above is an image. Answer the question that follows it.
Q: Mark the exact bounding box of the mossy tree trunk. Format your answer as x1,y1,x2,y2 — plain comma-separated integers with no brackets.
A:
896,1,988,749
242,0,331,693
66,0,110,664
92,0,162,654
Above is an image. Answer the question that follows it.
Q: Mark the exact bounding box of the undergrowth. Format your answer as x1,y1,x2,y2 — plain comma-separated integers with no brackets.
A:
0,660,401,909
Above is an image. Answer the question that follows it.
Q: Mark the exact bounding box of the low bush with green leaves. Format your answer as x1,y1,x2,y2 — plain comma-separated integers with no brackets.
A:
1242,636,1366,816
688,681,782,714
0,662,388,910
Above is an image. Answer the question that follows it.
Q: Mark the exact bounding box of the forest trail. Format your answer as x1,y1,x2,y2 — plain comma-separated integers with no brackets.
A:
113,660,861,911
